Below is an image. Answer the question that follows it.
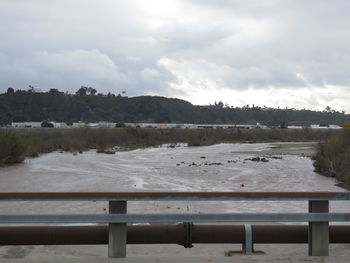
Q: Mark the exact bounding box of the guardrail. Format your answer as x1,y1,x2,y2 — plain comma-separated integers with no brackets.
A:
0,191,349,258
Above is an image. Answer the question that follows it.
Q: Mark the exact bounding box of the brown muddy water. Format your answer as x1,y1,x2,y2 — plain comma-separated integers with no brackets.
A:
0,142,348,216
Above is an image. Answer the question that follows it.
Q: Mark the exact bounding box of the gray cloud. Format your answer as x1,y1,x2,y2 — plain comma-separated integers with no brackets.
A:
1,0,350,111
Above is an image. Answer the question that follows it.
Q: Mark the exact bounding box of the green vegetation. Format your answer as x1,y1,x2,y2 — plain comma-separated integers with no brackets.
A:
0,129,27,166
313,123,350,188
1,88,349,125
0,127,335,167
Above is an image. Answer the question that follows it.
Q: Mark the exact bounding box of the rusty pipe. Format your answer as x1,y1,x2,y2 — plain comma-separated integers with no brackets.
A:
0,224,350,246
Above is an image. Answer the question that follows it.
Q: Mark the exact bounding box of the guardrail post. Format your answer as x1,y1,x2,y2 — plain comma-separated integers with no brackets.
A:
308,200,329,256
243,224,254,254
108,200,127,258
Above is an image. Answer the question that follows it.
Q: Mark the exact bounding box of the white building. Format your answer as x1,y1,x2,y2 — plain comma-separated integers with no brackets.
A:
329,124,342,129
53,122,69,128
11,122,42,128
309,124,342,129
98,122,116,128
72,122,88,128
287,125,303,129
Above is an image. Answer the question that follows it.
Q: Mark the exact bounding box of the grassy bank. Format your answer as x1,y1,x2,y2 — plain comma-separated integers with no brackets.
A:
313,123,350,189
0,127,335,166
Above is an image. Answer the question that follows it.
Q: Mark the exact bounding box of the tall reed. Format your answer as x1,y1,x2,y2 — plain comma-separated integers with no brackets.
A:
314,123,350,188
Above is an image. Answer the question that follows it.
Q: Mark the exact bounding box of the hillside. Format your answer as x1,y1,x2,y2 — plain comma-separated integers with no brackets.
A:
0,89,349,126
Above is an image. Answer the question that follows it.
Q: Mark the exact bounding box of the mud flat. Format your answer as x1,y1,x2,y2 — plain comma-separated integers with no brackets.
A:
231,141,317,156
0,142,349,262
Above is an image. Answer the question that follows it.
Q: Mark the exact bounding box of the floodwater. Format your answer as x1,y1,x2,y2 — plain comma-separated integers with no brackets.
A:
0,142,348,218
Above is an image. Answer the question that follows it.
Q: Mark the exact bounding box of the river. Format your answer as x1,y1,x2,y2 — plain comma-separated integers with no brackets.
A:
0,142,348,217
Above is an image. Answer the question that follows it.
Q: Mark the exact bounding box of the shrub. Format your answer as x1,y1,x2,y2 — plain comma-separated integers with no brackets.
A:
115,122,125,128
0,129,28,165
41,121,54,128
313,122,350,188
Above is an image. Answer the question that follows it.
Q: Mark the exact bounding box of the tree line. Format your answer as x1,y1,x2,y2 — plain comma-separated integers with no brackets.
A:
1,87,349,126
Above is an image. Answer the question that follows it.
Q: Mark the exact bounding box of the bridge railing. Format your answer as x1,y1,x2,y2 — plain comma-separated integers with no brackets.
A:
0,191,349,258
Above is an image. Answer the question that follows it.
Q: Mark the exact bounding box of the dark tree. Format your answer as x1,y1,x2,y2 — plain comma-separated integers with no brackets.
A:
76,86,87,96
280,122,288,129
49,88,60,94
28,85,34,92
6,87,14,94
87,87,97,95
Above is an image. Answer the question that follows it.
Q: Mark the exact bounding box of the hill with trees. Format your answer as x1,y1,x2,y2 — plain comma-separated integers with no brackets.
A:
1,87,349,126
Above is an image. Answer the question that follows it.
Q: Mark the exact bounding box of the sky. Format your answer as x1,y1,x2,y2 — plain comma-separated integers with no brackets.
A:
1,0,350,112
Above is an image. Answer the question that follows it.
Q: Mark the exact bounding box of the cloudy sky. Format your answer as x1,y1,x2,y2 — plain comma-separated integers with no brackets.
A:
1,0,350,111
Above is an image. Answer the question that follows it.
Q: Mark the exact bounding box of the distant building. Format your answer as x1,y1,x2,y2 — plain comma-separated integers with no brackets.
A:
88,123,99,128
31,87,42,93
10,121,341,130
53,122,69,128
98,122,116,128
329,125,342,129
11,122,42,128
310,124,342,129
72,122,88,128
287,125,303,129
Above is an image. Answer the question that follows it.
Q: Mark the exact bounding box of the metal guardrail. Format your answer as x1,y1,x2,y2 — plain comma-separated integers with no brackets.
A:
1,213,350,224
0,191,349,201
0,191,349,258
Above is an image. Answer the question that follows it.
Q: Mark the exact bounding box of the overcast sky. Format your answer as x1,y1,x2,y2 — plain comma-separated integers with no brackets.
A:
1,0,350,112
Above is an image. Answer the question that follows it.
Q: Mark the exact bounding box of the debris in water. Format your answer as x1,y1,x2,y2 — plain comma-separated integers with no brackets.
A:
208,162,223,166
269,156,283,160
104,150,116,154
245,157,269,162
